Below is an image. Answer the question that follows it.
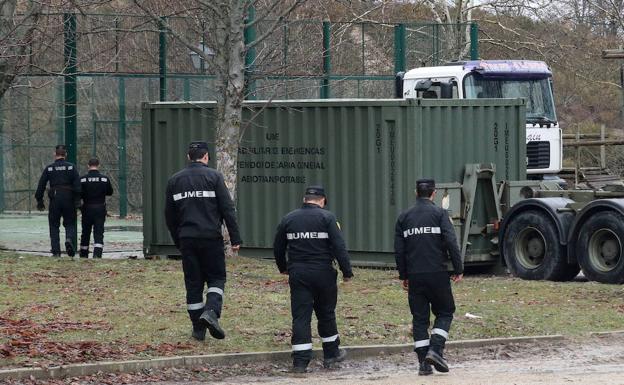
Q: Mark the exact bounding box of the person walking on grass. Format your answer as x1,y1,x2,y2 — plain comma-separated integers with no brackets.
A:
165,141,242,341
394,178,463,375
274,185,354,373
78,158,113,258
35,145,81,257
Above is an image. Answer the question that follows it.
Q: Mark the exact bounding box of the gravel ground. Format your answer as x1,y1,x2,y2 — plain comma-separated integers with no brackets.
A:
140,335,624,385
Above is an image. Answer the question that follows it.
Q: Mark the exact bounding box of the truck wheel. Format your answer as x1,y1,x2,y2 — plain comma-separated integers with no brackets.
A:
577,211,624,284
503,210,570,280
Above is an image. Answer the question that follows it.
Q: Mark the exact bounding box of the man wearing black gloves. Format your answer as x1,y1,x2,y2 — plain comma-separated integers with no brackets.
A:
165,141,242,342
274,185,353,373
79,158,114,258
394,178,463,376
34,145,81,257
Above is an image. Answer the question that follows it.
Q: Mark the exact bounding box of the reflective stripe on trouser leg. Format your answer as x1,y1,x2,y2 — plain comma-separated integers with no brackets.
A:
93,244,103,258
187,302,205,311
408,280,431,343
414,339,430,348
187,301,205,325
290,269,315,367
321,333,341,359
430,273,455,338
206,280,225,318
314,269,340,359
92,208,105,247
292,343,313,351
432,328,449,339
321,334,339,343
181,242,206,328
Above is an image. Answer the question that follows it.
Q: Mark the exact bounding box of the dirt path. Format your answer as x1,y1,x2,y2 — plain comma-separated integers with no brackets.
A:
160,335,624,385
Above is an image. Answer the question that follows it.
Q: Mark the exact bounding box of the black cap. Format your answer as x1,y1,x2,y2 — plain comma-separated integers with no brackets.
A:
416,178,435,190
189,141,209,150
55,144,67,157
305,185,328,205
305,185,326,197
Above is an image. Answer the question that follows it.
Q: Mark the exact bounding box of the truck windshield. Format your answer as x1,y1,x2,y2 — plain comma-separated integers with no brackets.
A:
464,73,557,123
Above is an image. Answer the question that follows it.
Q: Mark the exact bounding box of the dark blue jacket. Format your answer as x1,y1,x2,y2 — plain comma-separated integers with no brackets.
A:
165,162,241,246
35,158,81,202
274,203,353,278
394,198,463,279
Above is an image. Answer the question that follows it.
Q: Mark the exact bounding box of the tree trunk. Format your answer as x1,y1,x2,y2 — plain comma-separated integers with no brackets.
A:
215,2,245,201
213,2,246,251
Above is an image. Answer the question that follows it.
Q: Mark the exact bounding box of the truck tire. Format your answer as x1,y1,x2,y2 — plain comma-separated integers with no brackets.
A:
576,211,624,284
503,210,572,281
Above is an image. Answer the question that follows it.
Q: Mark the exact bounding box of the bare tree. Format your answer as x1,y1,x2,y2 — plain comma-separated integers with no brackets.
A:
0,0,43,99
133,1,303,204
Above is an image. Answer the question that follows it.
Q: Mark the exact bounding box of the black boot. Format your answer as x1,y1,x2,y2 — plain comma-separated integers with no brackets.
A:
93,247,103,258
200,309,225,339
65,241,75,257
292,349,312,373
192,325,207,341
416,347,433,375
426,334,449,373
79,247,89,258
323,348,347,368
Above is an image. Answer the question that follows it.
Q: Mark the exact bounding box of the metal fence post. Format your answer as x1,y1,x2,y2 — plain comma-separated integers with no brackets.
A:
432,23,439,65
470,22,479,60
57,78,64,144
118,77,127,218
63,13,77,165
320,21,331,99
394,23,406,73
27,85,32,213
159,17,167,102
244,5,257,100
63,12,78,244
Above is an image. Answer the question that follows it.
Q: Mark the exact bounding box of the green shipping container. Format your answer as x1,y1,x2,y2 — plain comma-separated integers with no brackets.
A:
143,98,526,265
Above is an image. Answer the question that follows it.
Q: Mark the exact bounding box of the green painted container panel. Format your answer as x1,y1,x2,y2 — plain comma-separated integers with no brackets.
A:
142,99,525,261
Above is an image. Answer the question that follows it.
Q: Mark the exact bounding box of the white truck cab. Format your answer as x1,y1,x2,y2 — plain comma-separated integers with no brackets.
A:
398,60,562,176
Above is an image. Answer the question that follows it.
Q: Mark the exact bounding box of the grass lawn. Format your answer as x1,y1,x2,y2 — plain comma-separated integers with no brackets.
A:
1,252,624,368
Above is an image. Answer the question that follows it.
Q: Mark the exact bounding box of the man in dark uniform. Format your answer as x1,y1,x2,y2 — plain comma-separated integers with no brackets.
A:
273,186,354,373
165,141,242,342
394,178,463,375
79,158,114,258
35,145,81,257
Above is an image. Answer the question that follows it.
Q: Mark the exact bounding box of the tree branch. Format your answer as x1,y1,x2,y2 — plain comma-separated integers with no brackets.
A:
246,0,303,51
197,0,224,19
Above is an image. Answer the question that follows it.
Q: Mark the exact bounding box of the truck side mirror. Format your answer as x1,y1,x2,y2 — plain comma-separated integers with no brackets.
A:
414,79,432,91
395,72,405,98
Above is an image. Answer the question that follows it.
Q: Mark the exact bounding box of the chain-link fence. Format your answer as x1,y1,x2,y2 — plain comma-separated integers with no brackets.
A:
0,13,477,216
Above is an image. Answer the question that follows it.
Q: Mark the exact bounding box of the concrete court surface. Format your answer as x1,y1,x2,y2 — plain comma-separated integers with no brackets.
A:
0,212,143,258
